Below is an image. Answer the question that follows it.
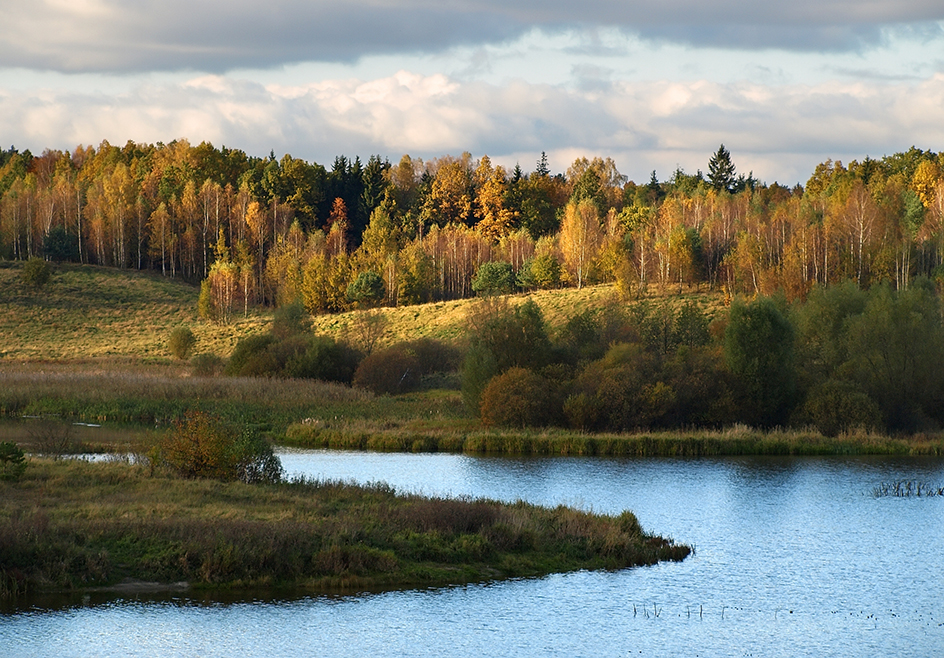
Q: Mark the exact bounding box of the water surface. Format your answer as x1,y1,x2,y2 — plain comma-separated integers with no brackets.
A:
4,450,943,656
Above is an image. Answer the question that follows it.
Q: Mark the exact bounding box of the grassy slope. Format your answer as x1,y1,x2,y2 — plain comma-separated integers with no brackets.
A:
0,261,724,362
0,263,267,361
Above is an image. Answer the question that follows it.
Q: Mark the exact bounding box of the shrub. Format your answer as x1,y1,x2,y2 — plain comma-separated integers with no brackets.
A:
190,352,225,377
797,380,883,437
472,261,515,296
529,253,562,289
168,327,197,360
160,411,282,483
353,345,421,394
480,368,557,428
405,338,462,375
26,419,76,459
0,441,26,481
225,334,278,376
271,301,310,339
284,336,361,384
461,343,498,415
346,271,385,308
21,257,51,287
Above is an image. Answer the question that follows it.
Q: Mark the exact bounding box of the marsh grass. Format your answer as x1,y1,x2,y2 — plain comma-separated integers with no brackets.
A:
0,458,690,597
283,422,944,457
872,480,944,497
0,368,374,445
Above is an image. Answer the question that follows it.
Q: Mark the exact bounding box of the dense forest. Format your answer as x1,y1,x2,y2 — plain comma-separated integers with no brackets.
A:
4,141,944,318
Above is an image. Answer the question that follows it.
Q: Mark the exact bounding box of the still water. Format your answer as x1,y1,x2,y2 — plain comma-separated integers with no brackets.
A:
3,450,944,656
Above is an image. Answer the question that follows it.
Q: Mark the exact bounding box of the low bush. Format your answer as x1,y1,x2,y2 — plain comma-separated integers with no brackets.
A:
353,345,421,395
796,380,884,437
0,441,26,481
472,261,515,296
159,410,282,483
21,257,51,287
168,326,197,360
480,367,558,428
190,352,225,376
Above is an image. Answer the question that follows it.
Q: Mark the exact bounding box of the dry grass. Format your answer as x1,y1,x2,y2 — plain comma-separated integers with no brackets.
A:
0,263,267,361
1,261,727,363
314,282,728,351
0,458,691,596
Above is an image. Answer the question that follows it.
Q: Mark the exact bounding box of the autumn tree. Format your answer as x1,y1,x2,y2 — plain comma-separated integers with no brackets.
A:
558,199,603,288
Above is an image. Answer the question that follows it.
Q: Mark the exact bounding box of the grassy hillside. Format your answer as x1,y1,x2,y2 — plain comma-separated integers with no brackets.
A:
0,263,266,361
0,261,725,363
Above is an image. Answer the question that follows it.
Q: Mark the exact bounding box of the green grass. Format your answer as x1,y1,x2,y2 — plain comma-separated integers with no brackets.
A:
0,458,691,597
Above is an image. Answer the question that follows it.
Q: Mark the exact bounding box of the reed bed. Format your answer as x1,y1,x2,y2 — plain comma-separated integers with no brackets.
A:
0,458,690,598
283,422,944,458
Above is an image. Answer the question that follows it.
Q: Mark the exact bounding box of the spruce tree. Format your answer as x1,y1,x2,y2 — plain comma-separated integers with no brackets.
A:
708,144,736,193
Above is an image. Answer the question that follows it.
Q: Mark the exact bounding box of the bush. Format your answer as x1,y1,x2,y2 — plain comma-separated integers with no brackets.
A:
225,334,278,376
529,253,562,289
797,380,883,437
190,352,225,377
26,419,76,458
168,327,197,360
472,261,515,296
284,336,361,384
346,271,386,308
480,368,557,427
0,441,26,481
405,338,462,375
21,257,51,287
353,345,422,394
461,343,498,415
159,411,282,483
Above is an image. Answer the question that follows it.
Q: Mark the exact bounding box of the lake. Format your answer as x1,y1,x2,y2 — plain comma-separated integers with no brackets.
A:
3,449,943,656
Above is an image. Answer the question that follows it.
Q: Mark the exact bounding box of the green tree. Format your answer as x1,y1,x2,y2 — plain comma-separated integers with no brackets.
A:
0,441,27,481
725,296,797,427
708,144,736,193
471,261,515,296
844,283,944,431
346,270,386,308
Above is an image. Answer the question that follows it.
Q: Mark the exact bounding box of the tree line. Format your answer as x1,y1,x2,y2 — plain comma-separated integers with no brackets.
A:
466,282,944,435
4,141,944,316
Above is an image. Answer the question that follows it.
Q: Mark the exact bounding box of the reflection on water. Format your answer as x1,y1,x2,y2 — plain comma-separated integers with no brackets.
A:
3,451,943,657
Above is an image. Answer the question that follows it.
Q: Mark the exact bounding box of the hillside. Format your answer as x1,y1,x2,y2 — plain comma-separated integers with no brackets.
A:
0,262,724,363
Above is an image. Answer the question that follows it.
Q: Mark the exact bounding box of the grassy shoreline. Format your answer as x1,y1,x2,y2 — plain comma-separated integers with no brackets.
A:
4,367,944,458
0,458,690,599
281,423,944,457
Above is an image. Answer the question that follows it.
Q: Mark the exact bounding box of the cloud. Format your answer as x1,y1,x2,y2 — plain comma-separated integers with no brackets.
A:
3,69,944,185
2,1,942,73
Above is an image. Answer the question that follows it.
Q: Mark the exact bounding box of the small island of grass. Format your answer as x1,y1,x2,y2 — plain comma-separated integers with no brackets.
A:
0,457,690,598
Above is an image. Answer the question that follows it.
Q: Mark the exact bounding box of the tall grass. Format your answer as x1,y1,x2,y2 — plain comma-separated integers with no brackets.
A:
283,422,944,457
0,458,690,597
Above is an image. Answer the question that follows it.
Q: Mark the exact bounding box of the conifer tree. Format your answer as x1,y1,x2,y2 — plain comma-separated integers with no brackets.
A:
708,144,736,193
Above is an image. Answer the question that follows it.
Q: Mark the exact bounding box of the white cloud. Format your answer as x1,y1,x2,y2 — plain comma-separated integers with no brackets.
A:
3,70,944,185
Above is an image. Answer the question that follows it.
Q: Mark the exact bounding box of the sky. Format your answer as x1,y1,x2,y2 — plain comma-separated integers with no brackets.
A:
2,1,944,186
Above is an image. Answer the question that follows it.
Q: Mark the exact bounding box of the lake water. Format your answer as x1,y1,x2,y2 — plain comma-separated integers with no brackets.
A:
3,449,944,656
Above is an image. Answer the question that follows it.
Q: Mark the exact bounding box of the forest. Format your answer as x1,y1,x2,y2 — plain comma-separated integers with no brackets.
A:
4,141,944,319
6,140,944,437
